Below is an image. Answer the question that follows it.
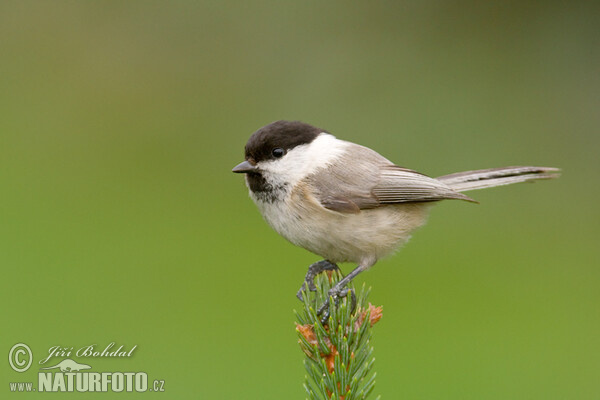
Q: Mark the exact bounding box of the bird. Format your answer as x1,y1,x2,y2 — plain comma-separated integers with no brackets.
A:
232,120,559,319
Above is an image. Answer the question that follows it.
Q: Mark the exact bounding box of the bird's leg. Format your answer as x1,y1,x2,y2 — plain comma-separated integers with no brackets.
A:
296,260,339,301
316,262,370,324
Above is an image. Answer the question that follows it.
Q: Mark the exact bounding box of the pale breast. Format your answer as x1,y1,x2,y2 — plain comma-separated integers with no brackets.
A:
251,182,433,265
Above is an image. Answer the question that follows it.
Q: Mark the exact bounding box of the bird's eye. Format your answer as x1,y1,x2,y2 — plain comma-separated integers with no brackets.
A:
272,148,285,158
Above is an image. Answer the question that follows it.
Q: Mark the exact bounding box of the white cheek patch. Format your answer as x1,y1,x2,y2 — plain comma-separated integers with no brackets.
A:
259,133,349,187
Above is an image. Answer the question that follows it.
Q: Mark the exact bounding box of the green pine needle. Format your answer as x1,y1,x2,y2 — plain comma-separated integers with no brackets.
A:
295,270,382,400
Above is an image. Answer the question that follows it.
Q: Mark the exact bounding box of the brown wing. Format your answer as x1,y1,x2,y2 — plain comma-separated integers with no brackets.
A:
307,143,474,213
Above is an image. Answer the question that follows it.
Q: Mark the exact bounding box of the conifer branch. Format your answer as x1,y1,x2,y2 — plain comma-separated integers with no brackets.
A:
295,270,383,400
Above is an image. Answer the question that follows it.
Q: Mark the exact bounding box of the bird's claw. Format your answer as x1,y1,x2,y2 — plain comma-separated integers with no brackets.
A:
296,260,339,301
316,287,357,325
296,260,357,325
296,282,313,301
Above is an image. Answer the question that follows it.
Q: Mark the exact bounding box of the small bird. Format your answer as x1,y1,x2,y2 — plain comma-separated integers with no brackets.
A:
233,120,559,318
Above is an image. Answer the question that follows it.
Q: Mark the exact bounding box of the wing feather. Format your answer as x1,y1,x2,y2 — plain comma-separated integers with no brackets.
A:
374,166,475,203
306,143,474,213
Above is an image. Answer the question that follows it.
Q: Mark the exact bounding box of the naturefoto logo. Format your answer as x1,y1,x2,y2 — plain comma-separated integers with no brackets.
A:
8,343,165,393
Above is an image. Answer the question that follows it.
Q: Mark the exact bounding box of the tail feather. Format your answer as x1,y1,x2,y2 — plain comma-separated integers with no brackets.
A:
437,166,560,192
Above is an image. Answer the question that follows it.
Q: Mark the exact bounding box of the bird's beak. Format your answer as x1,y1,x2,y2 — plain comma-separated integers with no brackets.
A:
232,160,258,174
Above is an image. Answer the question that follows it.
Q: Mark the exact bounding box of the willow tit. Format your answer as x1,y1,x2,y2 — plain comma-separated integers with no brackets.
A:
233,120,559,317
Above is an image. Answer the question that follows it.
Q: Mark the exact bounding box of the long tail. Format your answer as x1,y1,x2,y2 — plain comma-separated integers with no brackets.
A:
437,166,560,192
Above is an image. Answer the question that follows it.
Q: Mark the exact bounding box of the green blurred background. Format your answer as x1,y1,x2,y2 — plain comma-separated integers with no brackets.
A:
1,1,598,398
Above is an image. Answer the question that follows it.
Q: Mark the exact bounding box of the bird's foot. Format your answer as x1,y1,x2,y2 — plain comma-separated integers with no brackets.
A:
316,285,357,325
296,260,339,301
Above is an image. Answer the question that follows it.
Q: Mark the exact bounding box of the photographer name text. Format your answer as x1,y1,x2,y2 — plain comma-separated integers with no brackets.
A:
39,343,137,365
